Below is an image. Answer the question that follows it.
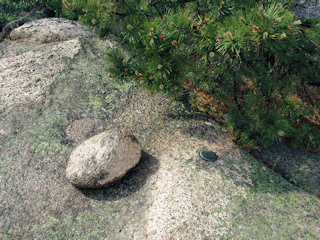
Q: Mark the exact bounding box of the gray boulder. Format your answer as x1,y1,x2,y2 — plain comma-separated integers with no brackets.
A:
66,130,142,188
9,18,94,43
295,0,320,18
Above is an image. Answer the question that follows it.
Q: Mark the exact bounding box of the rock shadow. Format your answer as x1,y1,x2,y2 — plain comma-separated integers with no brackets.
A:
78,151,159,201
251,142,320,197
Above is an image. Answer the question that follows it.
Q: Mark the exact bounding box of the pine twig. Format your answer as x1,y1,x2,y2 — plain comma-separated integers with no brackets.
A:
299,29,320,49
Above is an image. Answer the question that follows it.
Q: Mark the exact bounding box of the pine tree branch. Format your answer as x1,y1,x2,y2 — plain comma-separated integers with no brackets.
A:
98,9,126,17
307,82,320,87
151,3,162,17
299,29,320,49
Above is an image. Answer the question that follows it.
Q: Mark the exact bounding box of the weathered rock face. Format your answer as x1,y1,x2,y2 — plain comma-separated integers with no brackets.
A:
9,18,94,43
66,130,142,188
0,18,99,114
65,118,96,142
295,0,320,18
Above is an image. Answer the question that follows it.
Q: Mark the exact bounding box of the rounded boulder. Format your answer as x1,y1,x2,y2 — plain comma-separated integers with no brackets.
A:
66,130,142,188
10,18,94,43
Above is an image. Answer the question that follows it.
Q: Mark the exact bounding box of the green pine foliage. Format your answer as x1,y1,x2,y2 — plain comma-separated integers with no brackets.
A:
64,0,320,151
0,0,62,33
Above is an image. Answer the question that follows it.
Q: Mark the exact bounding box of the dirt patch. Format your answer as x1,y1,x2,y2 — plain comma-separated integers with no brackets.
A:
0,27,319,239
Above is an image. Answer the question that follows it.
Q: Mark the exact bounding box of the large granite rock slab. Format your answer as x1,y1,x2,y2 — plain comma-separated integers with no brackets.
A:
9,18,94,43
295,0,320,18
0,18,102,114
66,130,142,188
